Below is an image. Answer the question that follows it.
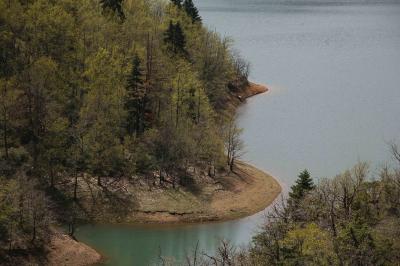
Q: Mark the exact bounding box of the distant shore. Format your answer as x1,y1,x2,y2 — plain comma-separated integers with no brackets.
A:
228,82,269,110
238,82,269,99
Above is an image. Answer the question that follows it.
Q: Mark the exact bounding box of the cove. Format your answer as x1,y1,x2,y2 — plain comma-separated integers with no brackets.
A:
76,0,400,265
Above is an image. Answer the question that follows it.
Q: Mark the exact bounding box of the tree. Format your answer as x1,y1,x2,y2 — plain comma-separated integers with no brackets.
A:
164,21,187,55
0,177,17,249
19,57,66,177
171,0,182,8
125,54,145,136
183,0,201,23
0,78,18,162
289,169,314,203
80,48,125,185
100,0,125,21
224,117,244,172
280,223,338,265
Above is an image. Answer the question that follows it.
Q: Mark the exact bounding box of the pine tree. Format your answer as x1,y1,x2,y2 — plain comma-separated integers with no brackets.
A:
164,21,186,55
289,169,315,202
174,22,186,52
100,0,125,21
183,0,201,23
125,54,144,135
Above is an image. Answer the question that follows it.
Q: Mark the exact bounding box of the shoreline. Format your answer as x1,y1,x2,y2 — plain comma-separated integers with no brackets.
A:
46,229,103,266
238,82,269,100
51,82,279,266
117,161,281,224
228,82,269,110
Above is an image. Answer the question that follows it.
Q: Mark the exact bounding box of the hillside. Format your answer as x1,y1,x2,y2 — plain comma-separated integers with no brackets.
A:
0,0,264,264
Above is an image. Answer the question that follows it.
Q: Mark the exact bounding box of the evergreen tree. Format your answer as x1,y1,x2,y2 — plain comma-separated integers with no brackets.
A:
164,21,186,54
164,21,186,55
174,22,186,53
183,0,201,23
125,54,144,135
289,169,314,202
100,0,125,21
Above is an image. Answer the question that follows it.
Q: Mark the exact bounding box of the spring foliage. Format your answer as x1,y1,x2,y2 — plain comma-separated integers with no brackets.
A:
0,0,249,259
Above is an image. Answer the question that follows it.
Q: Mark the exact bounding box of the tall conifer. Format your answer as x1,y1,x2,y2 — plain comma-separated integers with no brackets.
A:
125,54,144,135
183,0,201,23
164,21,186,55
289,169,315,202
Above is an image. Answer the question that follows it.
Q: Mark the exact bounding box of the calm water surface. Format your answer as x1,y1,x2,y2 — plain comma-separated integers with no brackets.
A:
76,1,400,265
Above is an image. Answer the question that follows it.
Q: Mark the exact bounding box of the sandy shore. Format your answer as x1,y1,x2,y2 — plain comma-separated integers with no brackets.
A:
74,160,281,224
238,82,269,100
228,82,269,110
123,161,281,224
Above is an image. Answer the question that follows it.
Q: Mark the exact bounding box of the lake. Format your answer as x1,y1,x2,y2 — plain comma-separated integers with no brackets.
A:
76,0,400,265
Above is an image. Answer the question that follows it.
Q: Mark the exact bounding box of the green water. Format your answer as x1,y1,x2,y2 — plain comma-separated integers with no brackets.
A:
76,214,266,265
76,0,400,265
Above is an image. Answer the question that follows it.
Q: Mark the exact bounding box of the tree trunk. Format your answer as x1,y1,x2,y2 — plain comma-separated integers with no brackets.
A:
31,213,36,243
3,108,9,159
159,168,163,185
74,172,78,201
69,220,75,237
330,202,337,237
50,166,55,188
176,85,180,128
197,87,201,124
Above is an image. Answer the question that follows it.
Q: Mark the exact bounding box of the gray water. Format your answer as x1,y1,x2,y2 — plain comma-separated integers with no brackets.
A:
76,1,400,265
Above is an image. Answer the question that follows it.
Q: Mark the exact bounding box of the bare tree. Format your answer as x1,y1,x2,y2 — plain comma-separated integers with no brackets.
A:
390,141,400,164
203,239,236,266
224,117,244,172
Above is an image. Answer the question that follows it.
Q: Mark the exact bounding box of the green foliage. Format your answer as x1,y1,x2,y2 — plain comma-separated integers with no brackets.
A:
0,177,17,239
249,162,400,266
164,21,187,55
289,169,314,203
100,0,125,21
0,0,248,256
183,0,201,23
280,223,338,265
0,175,51,249
170,0,182,8
125,54,145,135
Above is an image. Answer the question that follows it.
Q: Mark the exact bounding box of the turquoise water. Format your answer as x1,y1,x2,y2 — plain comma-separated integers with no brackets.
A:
76,1,400,265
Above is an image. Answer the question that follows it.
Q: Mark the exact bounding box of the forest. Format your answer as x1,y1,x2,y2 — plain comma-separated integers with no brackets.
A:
2,0,399,265
0,0,250,263
180,148,400,266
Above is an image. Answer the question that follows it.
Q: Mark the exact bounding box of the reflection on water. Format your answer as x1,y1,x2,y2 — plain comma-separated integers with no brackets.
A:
77,210,270,265
76,1,400,265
